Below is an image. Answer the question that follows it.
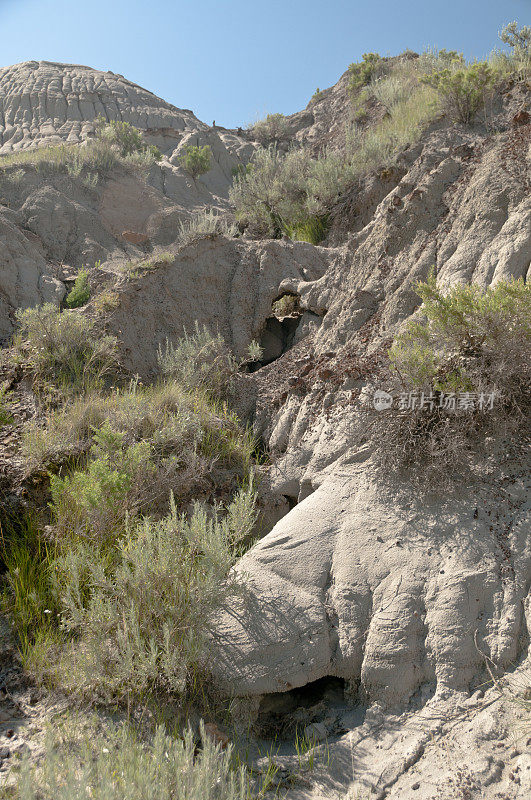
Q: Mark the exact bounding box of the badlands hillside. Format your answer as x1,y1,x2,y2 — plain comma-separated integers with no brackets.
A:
0,26,530,800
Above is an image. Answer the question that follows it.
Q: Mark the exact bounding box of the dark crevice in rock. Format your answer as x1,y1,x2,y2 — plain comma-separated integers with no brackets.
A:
251,314,302,370
255,676,347,738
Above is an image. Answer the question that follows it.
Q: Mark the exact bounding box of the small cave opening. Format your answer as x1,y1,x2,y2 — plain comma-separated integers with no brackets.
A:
283,494,298,511
248,293,302,371
255,676,348,739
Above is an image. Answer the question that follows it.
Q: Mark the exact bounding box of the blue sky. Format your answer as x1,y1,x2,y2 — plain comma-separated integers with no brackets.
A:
1,0,530,127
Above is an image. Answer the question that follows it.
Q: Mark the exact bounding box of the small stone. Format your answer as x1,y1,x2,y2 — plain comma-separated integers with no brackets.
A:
412,782,420,790
510,749,521,758
5,729,14,739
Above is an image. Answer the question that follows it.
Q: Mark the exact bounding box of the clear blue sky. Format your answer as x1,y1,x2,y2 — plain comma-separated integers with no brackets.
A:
1,0,530,127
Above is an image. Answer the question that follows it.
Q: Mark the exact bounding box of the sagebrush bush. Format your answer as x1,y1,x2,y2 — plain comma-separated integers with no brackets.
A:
498,21,531,80
250,112,289,146
157,322,261,399
178,209,237,247
421,61,494,124
15,719,251,800
179,144,211,178
372,274,531,489
13,304,118,394
230,146,348,239
65,269,91,308
95,117,162,162
45,486,256,700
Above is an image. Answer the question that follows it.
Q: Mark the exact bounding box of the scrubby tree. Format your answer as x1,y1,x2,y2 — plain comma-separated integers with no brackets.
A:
178,144,211,179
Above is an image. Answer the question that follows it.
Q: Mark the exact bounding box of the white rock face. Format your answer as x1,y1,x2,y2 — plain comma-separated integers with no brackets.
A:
211,469,529,704
0,61,205,153
0,208,65,339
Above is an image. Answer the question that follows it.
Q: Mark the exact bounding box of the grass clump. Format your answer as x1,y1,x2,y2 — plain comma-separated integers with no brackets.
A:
65,269,91,308
179,144,212,179
0,382,14,426
250,112,290,146
12,304,118,395
372,274,531,489
14,718,252,800
178,208,237,247
0,513,58,655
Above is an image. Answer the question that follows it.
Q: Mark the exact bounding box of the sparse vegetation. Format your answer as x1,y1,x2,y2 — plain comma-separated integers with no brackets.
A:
179,144,212,178
95,116,162,161
178,208,237,247
272,294,299,317
65,269,91,308
0,381,14,426
12,304,118,394
0,118,161,181
14,718,253,800
372,274,531,488
250,112,289,146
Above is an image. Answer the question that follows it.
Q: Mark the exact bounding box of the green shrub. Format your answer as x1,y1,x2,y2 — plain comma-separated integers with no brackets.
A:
95,116,162,161
348,53,383,95
157,322,245,399
230,146,346,239
42,486,256,700
49,422,155,546
13,304,118,394
65,269,91,308
179,144,212,178
15,718,252,800
250,112,289,146
421,61,495,124
178,209,237,247
372,274,531,488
